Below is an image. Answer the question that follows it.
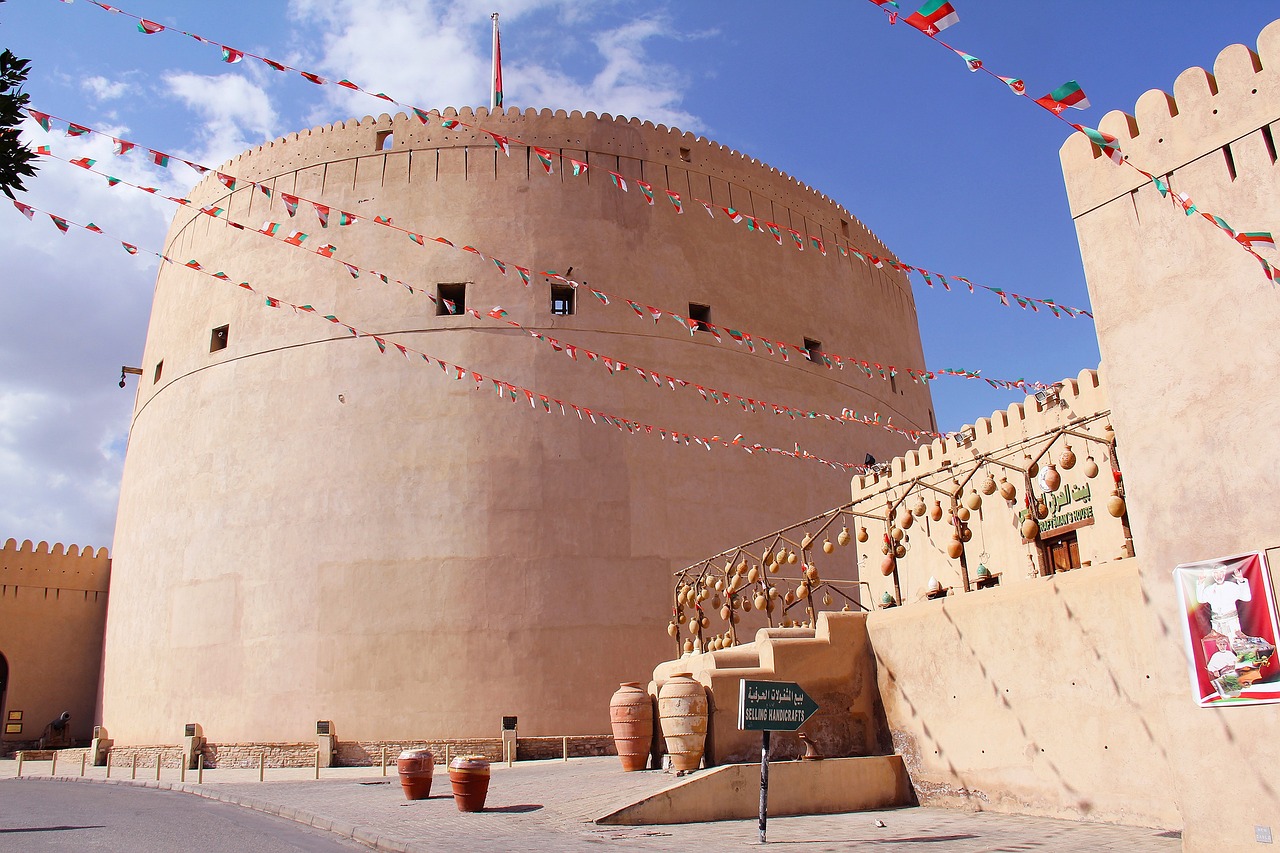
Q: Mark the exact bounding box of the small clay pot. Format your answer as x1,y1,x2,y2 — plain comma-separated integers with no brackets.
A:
838,527,851,547
448,755,491,812
1108,490,1127,518
1059,446,1076,470
998,478,1017,501
929,500,944,522
964,491,982,511
1022,518,1041,539
979,474,997,496
1043,464,1061,491
857,526,869,543
946,538,964,559
880,556,896,576
1083,456,1099,478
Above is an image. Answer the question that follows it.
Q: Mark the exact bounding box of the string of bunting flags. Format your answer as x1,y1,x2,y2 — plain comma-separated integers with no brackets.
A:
865,0,1279,282
46,0,1097,316
8,196,891,471
29,146,976,440
27,122,1044,395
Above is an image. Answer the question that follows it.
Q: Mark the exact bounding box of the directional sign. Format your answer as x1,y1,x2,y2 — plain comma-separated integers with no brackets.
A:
738,679,819,732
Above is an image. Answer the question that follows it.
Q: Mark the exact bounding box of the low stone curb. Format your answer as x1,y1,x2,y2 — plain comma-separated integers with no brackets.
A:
13,774,432,853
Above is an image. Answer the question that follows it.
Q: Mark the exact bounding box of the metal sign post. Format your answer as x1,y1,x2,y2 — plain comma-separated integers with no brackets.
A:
738,679,819,844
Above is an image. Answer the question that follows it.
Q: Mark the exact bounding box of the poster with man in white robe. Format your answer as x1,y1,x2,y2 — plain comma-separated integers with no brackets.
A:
1174,551,1279,706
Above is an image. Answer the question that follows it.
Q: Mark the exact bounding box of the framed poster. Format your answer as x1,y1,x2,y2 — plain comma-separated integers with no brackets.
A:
1174,551,1280,706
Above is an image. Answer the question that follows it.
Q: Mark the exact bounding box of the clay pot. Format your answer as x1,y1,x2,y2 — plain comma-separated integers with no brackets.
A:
857,526,869,543
979,473,997,496
929,500,943,522
955,506,971,522
898,511,914,530
448,755,491,812
1043,464,1061,491
787,551,798,564
964,491,982,511
657,674,708,772
946,538,964,559
801,533,814,551
1108,490,1127,518
797,582,810,599
998,477,1017,501
1025,455,1039,478
397,749,435,800
913,497,927,517
1022,518,1041,539
609,683,654,772
960,527,973,543
683,639,694,653
667,622,678,638
894,544,906,559
822,539,835,554
753,594,768,611
1035,501,1049,520
890,526,904,542
822,593,833,606
881,556,896,576
1083,456,1099,478
838,527,851,547
747,567,760,584
1059,446,1076,470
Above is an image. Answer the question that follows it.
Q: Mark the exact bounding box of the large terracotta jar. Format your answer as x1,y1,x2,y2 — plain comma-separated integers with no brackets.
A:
609,682,654,771
448,755,491,812
396,748,434,800
658,673,708,771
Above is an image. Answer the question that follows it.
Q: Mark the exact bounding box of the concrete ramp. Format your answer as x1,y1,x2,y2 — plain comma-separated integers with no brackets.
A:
595,755,913,825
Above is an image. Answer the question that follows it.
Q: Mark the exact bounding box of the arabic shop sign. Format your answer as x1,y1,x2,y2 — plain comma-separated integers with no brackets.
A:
738,679,819,732
1020,483,1094,535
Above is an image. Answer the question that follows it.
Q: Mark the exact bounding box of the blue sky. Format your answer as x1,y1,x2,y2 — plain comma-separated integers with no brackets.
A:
3,0,1278,548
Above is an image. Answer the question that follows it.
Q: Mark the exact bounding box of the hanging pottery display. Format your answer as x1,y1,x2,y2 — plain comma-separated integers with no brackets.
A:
998,477,1017,501
898,510,914,530
1059,445,1076,470
822,539,835,554
980,472,997,495
658,674,708,772
448,755,491,812
929,500,944,521
913,496,927,517
946,537,964,559
609,683,654,772
964,490,982,511
1043,464,1061,491
857,526,869,543
838,526,851,547
397,748,435,800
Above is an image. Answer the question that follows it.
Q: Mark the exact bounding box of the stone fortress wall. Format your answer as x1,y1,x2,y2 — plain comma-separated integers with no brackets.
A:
0,538,110,752
102,107,936,745
1059,20,1280,853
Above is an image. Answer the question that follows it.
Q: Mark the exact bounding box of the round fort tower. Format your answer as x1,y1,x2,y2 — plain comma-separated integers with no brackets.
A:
102,107,934,744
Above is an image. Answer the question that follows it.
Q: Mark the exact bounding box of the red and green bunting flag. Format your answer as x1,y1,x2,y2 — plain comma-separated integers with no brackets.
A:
665,190,683,214
1035,81,1090,114
533,147,554,174
905,0,958,35
137,19,164,34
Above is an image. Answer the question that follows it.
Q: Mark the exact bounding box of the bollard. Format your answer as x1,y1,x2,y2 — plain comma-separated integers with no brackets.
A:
51,751,57,776
259,752,265,782
381,746,387,777
315,749,320,780
155,754,162,781
131,753,137,780
197,753,203,784
181,757,186,783
81,753,86,776
106,751,112,779
444,744,450,767
563,737,568,762
15,753,22,777
507,740,514,768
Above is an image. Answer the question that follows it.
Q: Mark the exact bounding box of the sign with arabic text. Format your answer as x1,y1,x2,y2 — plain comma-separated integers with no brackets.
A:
738,679,819,732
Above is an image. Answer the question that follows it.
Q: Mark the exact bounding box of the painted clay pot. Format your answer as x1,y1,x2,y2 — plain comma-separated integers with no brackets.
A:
979,473,997,496
396,748,435,800
610,682,654,772
893,544,907,559
837,527,851,547
658,674,708,772
1059,446,1077,470
998,478,1017,501
448,755,491,812
1043,464,1061,491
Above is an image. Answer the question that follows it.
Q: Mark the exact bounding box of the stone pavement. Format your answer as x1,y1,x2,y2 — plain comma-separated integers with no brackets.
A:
0,756,1182,852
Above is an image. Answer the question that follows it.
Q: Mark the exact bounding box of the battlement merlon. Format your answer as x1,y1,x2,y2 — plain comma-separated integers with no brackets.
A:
1,538,111,592
1061,18,1280,219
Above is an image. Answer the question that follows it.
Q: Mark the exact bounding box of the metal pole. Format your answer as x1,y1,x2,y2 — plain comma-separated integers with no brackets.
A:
106,751,111,778
315,749,320,780
155,753,161,780
81,752,86,777
490,12,500,111
259,752,265,782
562,736,568,762
181,756,186,783
131,753,137,780
759,730,771,844
381,746,387,776
50,751,57,776
197,753,203,784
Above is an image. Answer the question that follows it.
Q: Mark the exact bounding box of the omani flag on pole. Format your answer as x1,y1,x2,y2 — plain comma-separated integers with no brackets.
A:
491,13,503,110
905,0,959,35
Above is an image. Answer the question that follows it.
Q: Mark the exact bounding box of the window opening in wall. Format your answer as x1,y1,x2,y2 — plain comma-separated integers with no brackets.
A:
1045,531,1082,575
376,130,393,151
679,147,691,163
803,337,822,363
1224,144,1237,181
929,410,936,434
153,360,163,384
210,324,229,353
890,373,897,394
550,284,575,315
841,220,850,240
1264,124,1278,164
436,283,466,316
688,303,711,332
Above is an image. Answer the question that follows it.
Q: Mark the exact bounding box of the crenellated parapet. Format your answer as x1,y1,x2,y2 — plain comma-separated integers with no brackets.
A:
1,537,111,592
1061,19,1280,217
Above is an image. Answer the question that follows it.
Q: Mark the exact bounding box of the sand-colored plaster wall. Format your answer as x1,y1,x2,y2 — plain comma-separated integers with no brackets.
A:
1061,20,1280,852
103,109,934,744
0,538,110,748
868,559,1180,829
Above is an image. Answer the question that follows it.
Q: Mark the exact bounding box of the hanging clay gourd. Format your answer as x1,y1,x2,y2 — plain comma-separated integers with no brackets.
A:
946,537,964,559
800,533,814,551
823,539,835,554
688,617,699,633
787,551,799,564
768,586,779,600
894,543,907,559
1059,445,1076,470
783,590,796,605
822,593,833,606
998,477,1017,501
667,622,678,637
737,560,748,575
1104,423,1115,442
956,506,971,522
747,566,760,584
857,526,869,543
1043,464,1061,491
713,578,724,592
796,581,810,599
701,616,710,629
754,594,768,611
1083,456,1099,478
898,510,914,530
1025,455,1039,478
711,595,721,609
965,490,982,511
929,500,944,521
960,526,973,543
768,562,779,574
730,611,740,624
1022,517,1041,539
838,526,852,547
1035,501,1049,520
1108,489,1127,518
980,472,997,495
891,526,904,542
720,605,732,621
881,542,890,556
913,496,927,517
881,556,896,576
805,565,820,583
761,550,773,566
741,597,752,612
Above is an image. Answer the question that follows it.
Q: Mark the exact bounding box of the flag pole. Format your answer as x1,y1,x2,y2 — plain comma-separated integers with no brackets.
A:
490,12,501,112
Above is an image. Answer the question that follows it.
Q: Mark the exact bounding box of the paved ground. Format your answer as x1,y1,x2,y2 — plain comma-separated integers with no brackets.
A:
0,757,1181,852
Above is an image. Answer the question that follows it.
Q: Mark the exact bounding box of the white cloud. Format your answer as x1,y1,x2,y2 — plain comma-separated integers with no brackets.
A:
164,72,278,167
81,75,133,102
